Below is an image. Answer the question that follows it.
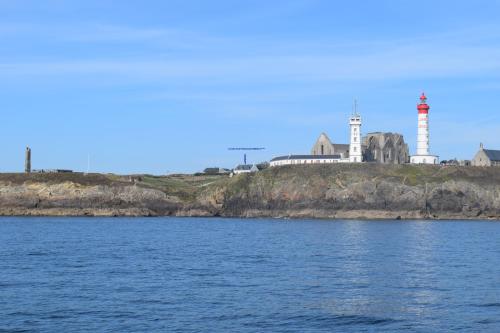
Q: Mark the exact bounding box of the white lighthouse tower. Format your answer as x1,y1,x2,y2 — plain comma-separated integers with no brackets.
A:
410,93,438,164
349,101,362,163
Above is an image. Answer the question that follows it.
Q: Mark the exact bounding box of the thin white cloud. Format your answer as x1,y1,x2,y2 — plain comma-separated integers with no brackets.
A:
2,42,500,82
2,21,500,87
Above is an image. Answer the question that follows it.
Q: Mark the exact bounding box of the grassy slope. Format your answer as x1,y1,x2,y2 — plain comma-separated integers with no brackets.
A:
248,164,500,186
138,174,230,202
0,172,119,186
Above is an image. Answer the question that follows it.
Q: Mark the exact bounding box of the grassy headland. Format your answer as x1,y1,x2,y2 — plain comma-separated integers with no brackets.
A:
0,164,499,219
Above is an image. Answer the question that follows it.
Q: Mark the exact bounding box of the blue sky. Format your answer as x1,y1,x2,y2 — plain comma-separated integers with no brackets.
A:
1,0,500,174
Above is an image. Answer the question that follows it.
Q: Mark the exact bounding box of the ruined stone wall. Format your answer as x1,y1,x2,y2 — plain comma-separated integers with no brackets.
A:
363,132,409,164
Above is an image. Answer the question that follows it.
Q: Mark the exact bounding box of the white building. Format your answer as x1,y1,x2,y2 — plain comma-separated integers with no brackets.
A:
410,93,439,164
349,111,362,162
233,164,259,174
270,154,348,167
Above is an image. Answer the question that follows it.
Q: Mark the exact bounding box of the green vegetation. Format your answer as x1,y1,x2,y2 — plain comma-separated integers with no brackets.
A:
0,172,118,186
138,174,230,202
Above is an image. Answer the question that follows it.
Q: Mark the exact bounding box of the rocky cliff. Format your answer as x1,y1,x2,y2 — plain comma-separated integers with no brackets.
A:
1,164,499,219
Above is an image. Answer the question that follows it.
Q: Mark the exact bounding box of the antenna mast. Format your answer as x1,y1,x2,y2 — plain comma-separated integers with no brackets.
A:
227,147,266,165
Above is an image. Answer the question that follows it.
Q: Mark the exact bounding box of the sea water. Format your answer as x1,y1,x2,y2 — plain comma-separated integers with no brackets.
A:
1,217,499,332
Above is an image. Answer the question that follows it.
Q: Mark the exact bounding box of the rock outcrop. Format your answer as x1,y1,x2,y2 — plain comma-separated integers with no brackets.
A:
1,165,500,219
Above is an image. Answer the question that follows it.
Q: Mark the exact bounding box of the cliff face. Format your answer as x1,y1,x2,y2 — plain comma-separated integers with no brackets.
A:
203,164,500,219
1,165,500,219
0,173,186,216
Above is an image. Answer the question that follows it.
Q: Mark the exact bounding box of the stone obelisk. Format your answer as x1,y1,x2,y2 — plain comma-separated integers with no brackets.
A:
25,147,31,173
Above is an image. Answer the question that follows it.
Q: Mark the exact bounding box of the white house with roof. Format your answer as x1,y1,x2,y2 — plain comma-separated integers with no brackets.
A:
270,154,348,167
233,164,259,174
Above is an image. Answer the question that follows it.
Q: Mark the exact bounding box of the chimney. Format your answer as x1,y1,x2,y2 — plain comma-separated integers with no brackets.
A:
480,143,484,150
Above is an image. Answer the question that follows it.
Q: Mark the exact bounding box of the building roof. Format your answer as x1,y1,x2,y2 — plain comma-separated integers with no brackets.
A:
316,132,333,143
204,167,230,174
483,149,500,162
332,143,349,151
271,154,341,162
234,164,255,170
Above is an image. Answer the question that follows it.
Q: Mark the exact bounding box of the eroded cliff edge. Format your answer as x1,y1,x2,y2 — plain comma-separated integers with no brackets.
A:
1,164,499,219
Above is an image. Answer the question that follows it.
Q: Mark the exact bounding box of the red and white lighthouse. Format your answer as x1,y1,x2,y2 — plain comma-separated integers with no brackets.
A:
410,93,439,164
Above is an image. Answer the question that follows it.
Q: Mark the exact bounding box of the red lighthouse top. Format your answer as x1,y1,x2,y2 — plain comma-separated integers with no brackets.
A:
418,92,429,114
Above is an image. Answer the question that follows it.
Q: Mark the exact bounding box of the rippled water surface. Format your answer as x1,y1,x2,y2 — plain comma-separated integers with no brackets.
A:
1,217,500,332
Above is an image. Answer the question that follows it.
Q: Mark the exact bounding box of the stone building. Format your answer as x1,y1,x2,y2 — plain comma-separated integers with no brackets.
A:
472,144,500,166
311,133,349,158
362,132,410,164
310,131,409,164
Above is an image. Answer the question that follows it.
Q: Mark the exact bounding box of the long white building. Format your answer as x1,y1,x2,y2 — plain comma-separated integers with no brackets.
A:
270,154,348,167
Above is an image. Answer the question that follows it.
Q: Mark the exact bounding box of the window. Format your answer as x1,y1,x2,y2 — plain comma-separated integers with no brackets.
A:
321,145,324,155
354,147,357,152
354,137,357,142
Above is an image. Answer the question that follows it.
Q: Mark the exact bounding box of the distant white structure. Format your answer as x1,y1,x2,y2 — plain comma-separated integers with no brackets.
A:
349,104,362,163
233,164,259,175
270,154,349,167
410,93,438,164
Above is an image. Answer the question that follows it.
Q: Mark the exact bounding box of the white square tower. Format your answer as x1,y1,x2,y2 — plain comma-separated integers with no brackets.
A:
349,110,362,163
